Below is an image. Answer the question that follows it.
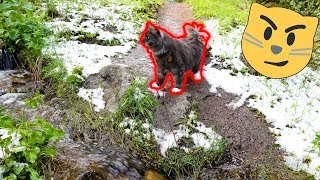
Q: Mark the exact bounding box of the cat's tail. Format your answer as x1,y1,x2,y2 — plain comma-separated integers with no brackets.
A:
185,22,211,43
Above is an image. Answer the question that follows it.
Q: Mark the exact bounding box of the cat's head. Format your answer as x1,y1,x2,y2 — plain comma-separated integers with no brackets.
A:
143,25,163,52
242,3,319,78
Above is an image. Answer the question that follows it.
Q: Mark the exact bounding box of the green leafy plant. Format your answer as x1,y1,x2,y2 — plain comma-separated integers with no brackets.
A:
118,0,164,23
111,77,159,125
0,93,65,179
159,141,226,179
313,132,320,155
0,0,49,68
109,77,160,160
45,0,59,20
66,66,85,89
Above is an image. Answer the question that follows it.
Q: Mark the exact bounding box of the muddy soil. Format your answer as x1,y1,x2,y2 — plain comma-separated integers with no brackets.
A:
141,2,308,179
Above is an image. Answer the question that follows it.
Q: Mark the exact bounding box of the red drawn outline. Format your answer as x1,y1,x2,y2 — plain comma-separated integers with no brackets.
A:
139,21,211,95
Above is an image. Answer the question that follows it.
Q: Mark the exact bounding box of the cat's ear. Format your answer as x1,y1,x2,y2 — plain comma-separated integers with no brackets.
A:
147,24,155,30
155,28,161,36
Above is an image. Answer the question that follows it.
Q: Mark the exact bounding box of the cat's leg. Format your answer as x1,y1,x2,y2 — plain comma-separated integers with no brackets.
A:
171,69,183,93
192,64,201,80
156,66,166,87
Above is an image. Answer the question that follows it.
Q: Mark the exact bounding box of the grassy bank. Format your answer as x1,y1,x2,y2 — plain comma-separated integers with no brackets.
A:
185,0,251,32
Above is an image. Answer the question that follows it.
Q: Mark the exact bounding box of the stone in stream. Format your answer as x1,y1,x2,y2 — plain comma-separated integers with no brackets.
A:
83,64,135,114
48,137,145,179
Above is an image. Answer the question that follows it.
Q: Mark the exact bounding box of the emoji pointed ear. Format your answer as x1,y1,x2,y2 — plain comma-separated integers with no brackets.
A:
307,16,319,30
250,3,266,13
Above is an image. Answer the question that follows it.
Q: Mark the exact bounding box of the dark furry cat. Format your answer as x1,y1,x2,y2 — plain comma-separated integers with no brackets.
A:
143,25,204,91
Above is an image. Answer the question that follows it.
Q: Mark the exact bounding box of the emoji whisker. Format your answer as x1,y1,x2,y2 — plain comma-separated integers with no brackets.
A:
291,48,313,52
289,52,311,56
243,38,264,48
244,32,263,44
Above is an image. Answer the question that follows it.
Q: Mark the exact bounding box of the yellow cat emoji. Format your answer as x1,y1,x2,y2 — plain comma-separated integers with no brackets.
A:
242,3,319,78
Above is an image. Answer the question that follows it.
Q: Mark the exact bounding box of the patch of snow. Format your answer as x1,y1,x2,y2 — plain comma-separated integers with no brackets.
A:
119,111,222,157
172,88,181,93
134,87,145,100
153,121,222,156
189,110,195,119
204,19,320,178
45,41,132,76
148,87,166,97
78,88,105,112
194,71,201,80
0,129,22,159
44,0,142,76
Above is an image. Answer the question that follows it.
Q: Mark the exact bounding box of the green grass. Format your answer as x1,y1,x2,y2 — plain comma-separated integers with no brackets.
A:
107,78,226,179
0,93,65,179
313,131,320,155
185,0,251,32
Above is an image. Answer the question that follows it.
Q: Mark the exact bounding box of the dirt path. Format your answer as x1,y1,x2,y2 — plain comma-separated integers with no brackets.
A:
158,2,194,34
115,2,308,179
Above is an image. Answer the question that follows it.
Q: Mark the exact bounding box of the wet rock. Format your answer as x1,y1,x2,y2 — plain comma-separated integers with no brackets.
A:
153,92,192,131
0,93,27,107
83,64,134,113
0,70,34,94
51,137,145,179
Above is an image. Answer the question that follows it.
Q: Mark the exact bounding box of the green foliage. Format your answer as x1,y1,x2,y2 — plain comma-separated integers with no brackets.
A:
42,57,68,85
118,0,164,22
132,0,164,19
160,141,226,178
109,77,160,160
45,0,59,20
0,0,49,67
255,0,320,18
0,93,65,179
313,132,320,155
42,56,83,96
111,77,159,125
160,108,226,178
66,66,85,89
185,0,251,32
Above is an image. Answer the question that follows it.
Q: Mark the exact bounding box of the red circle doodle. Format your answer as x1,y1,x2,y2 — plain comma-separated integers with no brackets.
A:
139,21,211,95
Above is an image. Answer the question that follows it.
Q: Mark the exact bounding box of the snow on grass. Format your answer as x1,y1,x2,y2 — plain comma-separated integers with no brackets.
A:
120,111,223,157
153,120,222,156
44,0,142,76
43,0,150,111
0,129,22,159
78,87,105,112
204,19,320,178
46,41,131,76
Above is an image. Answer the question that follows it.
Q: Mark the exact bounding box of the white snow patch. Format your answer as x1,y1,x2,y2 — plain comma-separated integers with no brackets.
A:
0,129,22,159
45,41,132,76
172,88,182,93
44,0,142,76
152,121,222,156
194,71,201,80
204,19,320,178
134,87,145,100
119,111,222,157
78,88,105,112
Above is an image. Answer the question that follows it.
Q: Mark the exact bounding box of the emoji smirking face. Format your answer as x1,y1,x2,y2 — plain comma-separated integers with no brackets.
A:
242,3,319,78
